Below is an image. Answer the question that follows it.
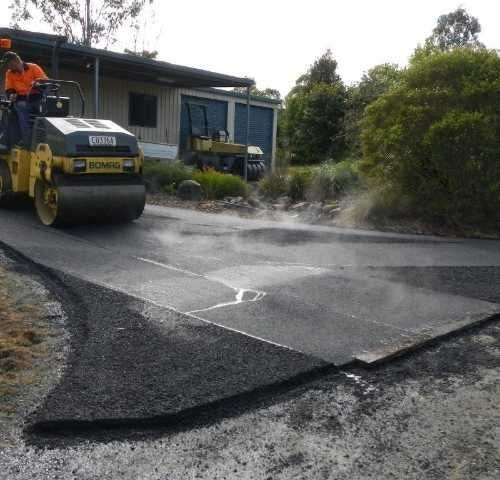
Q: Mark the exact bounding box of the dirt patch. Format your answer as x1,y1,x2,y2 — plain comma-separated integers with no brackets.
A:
0,251,68,447
0,267,48,398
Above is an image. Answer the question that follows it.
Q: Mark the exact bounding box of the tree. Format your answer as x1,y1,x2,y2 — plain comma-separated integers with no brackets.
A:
124,48,158,59
283,50,347,163
361,48,500,226
424,7,482,50
345,63,401,154
10,0,153,47
232,85,281,100
284,83,347,164
291,49,340,96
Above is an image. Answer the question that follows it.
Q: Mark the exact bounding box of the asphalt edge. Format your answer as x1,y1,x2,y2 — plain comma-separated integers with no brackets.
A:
2,239,498,438
354,313,500,368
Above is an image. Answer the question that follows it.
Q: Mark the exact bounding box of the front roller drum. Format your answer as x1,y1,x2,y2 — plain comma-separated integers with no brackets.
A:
34,179,146,226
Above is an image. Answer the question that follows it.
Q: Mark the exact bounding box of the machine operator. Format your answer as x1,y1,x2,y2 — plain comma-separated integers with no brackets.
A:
1,51,48,146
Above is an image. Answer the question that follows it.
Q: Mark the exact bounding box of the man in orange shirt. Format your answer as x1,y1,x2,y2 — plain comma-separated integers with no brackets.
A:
1,51,48,146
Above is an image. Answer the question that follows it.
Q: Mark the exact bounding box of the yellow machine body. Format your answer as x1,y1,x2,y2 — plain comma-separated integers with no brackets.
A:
0,141,146,226
0,145,143,197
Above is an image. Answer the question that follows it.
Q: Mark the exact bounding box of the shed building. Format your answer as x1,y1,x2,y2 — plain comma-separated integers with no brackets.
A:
0,28,280,169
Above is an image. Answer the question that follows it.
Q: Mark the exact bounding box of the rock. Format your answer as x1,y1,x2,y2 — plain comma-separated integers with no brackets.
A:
328,207,342,217
322,202,340,214
290,201,308,211
247,196,261,208
307,202,322,216
224,196,243,204
275,195,291,210
177,180,202,201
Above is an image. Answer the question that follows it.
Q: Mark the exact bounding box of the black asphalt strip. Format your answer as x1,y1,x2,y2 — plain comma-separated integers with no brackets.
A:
1,244,327,432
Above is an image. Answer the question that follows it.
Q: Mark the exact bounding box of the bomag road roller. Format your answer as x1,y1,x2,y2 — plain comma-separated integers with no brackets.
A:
0,79,146,226
181,102,266,181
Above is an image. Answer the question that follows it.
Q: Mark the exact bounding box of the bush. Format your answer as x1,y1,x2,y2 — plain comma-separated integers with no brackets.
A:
143,160,193,193
258,171,289,199
192,169,249,200
361,48,500,226
308,159,361,201
288,169,312,201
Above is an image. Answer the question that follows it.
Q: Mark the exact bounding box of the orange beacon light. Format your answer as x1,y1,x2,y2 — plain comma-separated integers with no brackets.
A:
0,39,12,49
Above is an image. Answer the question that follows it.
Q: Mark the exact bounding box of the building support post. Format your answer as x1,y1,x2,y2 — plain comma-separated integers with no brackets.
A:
93,56,100,118
244,86,251,181
51,39,62,78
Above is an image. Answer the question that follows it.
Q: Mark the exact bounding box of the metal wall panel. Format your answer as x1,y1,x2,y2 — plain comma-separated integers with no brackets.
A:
58,69,179,144
51,72,279,164
179,95,228,152
234,104,274,166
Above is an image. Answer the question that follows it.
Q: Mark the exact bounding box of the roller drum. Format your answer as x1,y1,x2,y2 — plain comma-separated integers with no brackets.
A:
35,175,146,226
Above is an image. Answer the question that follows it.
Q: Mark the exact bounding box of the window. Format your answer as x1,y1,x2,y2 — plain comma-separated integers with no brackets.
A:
129,92,158,127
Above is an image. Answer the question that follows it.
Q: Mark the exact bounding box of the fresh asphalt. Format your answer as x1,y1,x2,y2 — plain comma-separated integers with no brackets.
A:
0,203,499,427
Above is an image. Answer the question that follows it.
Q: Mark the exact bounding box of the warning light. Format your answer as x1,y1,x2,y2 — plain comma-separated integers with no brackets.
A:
0,39,12,49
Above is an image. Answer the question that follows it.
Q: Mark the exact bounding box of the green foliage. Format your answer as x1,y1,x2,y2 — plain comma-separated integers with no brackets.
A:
192,170,249,200
10,0,153,47
284,83,347,164
291,49,340,96
308,160,361,202
288,169,312,202
143,160,193,193
425,7,482,51
345,64,401,154
282,50,347,164
361,48,500,226
232,85,281,100
124,48,158,59
258,171,289,199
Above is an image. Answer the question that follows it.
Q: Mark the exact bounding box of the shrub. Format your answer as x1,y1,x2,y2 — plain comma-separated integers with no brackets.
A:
192,169,249,200
288,169,312,202
361,48,500,226
258,171,289,199
143,160,193,193
308,159,361,201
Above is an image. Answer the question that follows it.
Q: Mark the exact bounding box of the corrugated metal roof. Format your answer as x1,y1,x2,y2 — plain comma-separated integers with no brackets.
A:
0,28,255,88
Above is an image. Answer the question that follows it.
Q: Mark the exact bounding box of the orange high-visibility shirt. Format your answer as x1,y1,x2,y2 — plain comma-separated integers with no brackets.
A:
5,62,48,96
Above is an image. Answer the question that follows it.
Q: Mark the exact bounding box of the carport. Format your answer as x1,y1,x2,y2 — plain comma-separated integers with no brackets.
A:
0,27,260,178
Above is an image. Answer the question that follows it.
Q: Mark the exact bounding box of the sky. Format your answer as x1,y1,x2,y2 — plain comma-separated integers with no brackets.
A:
5,0,500,96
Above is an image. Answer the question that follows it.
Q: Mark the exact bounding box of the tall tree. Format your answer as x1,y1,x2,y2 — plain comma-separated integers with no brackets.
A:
289,49,340,97
345,63,401,153
425,7,482,50
283,50,347,163
10,0,153,47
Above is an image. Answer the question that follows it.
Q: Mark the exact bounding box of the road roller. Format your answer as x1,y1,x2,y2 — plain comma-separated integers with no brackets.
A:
181,102,266,181
0,79,146,226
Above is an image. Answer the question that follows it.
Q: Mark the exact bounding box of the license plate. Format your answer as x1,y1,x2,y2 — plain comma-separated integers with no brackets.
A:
88,135,117,147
